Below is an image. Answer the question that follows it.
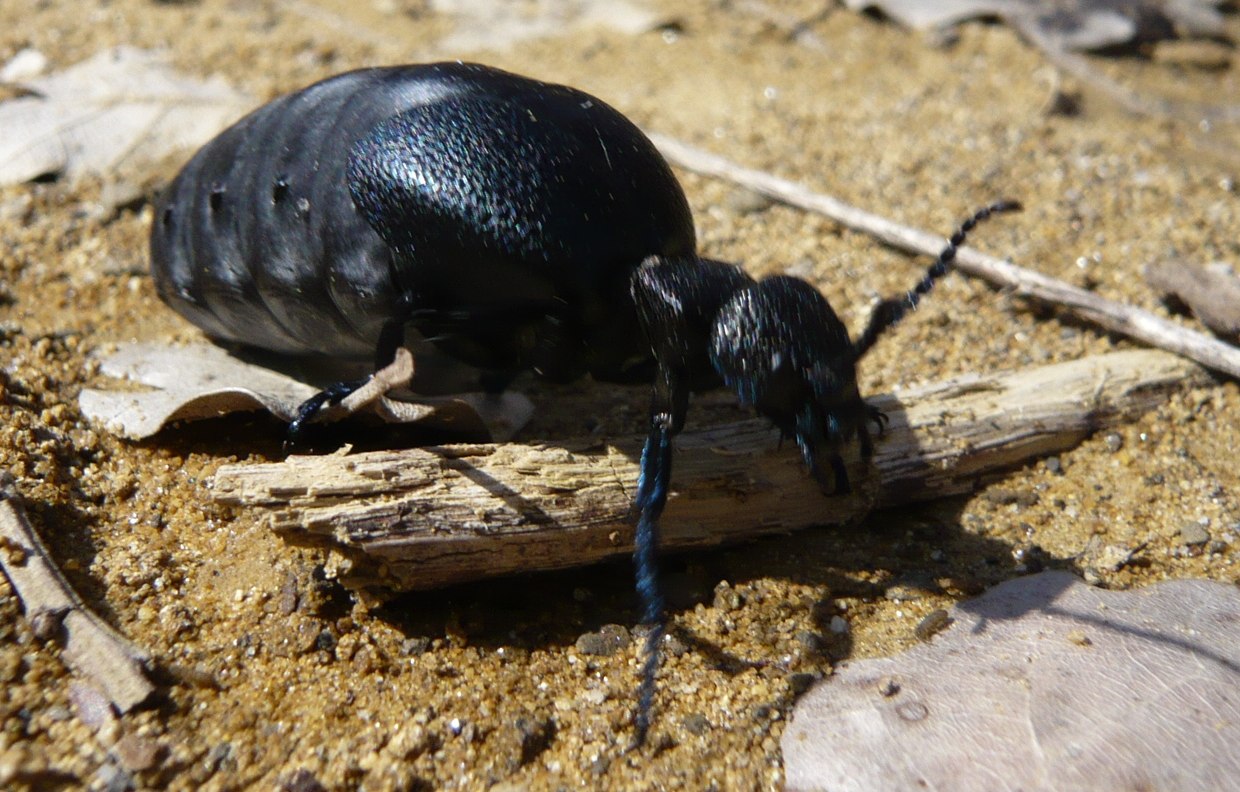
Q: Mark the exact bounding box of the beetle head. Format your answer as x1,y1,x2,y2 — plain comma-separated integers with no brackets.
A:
709,275,869,493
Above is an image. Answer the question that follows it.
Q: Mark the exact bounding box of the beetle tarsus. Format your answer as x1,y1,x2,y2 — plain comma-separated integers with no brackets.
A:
285,347,418,448
285,377,370,448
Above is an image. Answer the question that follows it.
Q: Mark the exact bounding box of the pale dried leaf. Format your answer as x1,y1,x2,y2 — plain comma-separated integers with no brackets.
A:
77,342,533,442
783,571,1240,792
430,0,675,52
1145,260,1240,343
0,46,251,185
844,0,1228,51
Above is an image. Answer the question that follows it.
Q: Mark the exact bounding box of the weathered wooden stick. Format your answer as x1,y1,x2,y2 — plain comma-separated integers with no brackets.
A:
212,349,1205,592
648,133,1240,381
0,473,154,712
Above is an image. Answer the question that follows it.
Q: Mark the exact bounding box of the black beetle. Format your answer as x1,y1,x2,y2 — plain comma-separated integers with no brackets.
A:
150,61,1019,743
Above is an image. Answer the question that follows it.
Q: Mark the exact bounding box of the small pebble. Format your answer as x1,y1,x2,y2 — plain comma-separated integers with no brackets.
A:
1179,521,1210,546
885,585,926,603
574,624,631,656
590,755,611,776
795,630,823,653
713,581,743,611
275,574,299,616
95,764,133,792
278,769,327,792
30,608,67,640
204,742,233,773
314,630,336,653
112,732,160,772
662,630,689,658
683,712,711,735
45,705,71,722
1096,543,1136,571
0,48,48,81
1104,432,1124,453
829,615,849,634
399,636,432,656
985,488,1038,508
913,610,952,641
1045,456,1064,476
69,682,115,730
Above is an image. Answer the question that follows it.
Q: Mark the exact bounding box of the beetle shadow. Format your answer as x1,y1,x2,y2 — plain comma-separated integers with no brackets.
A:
144,381,1074,696
364,389,1055,686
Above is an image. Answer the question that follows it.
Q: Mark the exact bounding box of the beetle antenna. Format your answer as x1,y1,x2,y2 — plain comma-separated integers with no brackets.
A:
851,200,1021,360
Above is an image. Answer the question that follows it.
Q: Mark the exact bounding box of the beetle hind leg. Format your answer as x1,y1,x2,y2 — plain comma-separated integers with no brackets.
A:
286,377,368,446
284,306,418,448
285,347,417,446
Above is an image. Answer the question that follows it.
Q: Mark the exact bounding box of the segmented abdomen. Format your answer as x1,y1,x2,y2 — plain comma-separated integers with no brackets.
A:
150,67,462,358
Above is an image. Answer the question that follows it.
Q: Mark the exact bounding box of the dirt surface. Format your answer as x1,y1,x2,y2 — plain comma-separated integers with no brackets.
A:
2,1,1239,790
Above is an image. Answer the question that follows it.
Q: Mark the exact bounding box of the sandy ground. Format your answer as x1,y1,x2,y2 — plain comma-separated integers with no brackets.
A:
2,1,1239,789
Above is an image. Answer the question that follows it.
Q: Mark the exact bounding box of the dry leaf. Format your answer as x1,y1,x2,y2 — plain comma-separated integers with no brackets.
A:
78,342,533,442
1145,260,1240,343
430,0,676,52
783,571,1240,792
0,46,251,186
844,0,1228,51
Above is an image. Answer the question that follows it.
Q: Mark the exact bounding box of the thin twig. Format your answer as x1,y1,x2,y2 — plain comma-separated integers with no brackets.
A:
649,132,1240,381
0,473,154,712
1018,23,1240,125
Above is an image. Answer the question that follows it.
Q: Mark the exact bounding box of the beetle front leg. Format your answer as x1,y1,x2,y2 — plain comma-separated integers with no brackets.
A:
631,365,688,747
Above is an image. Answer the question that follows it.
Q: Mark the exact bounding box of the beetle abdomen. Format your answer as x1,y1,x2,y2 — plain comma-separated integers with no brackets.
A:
151,63,697,373
151,66,465,358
